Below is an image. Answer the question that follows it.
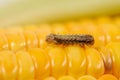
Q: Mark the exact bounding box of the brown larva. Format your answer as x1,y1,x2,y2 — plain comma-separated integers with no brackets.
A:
46,34,94,46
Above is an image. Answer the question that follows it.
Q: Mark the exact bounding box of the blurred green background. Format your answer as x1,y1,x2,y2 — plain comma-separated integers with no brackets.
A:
0,0,120,26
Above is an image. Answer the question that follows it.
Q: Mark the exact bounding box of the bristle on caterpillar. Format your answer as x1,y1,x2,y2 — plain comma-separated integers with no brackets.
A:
46,34,94,46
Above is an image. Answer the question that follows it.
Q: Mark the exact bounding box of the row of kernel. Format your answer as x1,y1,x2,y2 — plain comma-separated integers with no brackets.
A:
0,17,120,51
66,17,120,46
0,42,120,80
44,74,118,80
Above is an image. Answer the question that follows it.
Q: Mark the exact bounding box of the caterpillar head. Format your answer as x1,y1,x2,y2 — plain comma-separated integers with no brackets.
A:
85,35,95,46
46,34,57,44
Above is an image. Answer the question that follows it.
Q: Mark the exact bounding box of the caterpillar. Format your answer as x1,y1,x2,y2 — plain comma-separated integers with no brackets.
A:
0,42,119,80
46,34,94,46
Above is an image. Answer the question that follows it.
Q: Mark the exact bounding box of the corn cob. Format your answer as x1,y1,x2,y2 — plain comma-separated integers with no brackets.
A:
0,42,120,80
0,17,119,80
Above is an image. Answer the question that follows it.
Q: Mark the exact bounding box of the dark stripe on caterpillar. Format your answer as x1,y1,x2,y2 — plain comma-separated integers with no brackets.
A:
46,34,94,46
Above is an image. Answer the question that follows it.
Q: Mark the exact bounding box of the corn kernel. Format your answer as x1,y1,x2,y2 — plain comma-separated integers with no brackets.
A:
78,75,96,80
0,34,8,50
66,45,86,78
85,47,104,78
16,51,34,80
47,46,67,78
106,42,120,78
98,74,118,80
44,76,56,80
23,30,38,49
5,31,26,51
97,47,113,74
58,76,76,80
0,51,18,80
52,23,68,34
28,48,50,80
35,25,52,48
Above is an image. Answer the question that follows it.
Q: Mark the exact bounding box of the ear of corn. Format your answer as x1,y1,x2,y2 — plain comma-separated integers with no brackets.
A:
0,17,120,79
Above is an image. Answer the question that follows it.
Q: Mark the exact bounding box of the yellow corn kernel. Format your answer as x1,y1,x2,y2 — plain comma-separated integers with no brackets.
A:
66,22,83,34
0,51,18,80
114,16,120,28
44,76,56,80
96,17,120,44
5,31,26,51
28,48,50,80
106,42,120,78
65,45,86,78
52,23,68,34
81,22,105,47
35,25,52,48
66,21,105,47
97,47,113,74
23,30,38,49
58,76,76,80
102,25,120,44
0,67,2,80
96,16,113,23
98,74,118,80
23,25,37,31
16,51,34,80
0,34,8,50
78,75,96,80
35,24,52,38
85,47,104,78
47,46,67,78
